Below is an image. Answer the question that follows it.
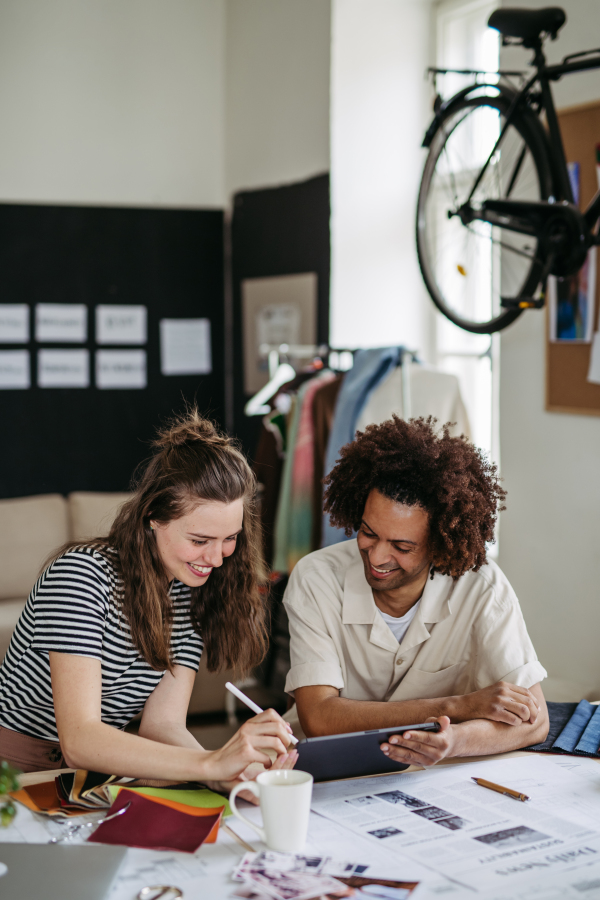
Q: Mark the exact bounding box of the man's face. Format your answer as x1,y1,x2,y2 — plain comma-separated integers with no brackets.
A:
357,488,432,594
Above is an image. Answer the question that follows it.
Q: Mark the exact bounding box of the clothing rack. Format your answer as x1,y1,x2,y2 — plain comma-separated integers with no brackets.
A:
257,343,418,417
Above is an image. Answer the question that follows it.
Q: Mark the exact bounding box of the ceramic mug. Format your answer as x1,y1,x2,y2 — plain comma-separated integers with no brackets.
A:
229,769,314,852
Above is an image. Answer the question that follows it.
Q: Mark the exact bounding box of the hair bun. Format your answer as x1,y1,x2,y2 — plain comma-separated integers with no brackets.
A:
153,407,227,451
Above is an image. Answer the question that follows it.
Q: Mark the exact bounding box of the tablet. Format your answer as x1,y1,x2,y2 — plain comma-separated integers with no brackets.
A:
295,721,441,783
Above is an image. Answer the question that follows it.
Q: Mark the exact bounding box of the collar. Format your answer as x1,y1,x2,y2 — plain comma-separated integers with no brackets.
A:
342,541,453,652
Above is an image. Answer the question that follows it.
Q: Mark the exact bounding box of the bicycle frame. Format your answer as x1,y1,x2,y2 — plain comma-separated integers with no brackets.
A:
464,42,600,223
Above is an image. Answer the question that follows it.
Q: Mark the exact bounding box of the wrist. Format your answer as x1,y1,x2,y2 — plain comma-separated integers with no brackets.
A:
195,748,218,781
439,695,462,721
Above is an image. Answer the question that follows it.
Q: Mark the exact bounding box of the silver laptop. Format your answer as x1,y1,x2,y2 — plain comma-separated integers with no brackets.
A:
0,842,126,899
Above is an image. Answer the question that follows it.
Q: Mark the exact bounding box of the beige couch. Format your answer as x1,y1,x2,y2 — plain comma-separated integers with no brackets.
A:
0,491,232,716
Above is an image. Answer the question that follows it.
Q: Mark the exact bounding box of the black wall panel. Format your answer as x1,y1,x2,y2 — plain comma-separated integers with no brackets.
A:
0,203,224,499
230,173,330,454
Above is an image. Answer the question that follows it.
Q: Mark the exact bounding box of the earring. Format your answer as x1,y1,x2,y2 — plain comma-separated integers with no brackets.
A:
149,523,154,531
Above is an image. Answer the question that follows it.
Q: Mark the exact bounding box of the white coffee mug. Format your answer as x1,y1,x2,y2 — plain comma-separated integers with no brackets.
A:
229,769,313,852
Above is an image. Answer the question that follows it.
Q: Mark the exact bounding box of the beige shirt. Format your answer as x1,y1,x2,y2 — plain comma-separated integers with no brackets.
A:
284,540,546,706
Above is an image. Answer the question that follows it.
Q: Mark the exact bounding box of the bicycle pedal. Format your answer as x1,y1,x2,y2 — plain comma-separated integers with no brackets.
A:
501,296,545,310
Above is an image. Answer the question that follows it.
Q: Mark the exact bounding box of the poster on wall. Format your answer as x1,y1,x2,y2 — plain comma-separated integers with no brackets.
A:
35,304,87,343
549,162,596,343
159,319,212,375
96,350,147,389
96,305,147,345
242,272,317,394
0,350,30,388
38,349,90,388
0,305,29,343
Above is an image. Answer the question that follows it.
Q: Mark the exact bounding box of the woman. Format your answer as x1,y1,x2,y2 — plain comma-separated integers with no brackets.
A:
0,409,296,792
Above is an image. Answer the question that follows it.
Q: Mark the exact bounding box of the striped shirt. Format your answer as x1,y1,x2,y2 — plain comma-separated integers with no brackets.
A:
0,547,203,741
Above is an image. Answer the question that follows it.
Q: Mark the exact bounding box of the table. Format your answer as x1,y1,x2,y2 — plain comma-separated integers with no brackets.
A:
6,751,600,900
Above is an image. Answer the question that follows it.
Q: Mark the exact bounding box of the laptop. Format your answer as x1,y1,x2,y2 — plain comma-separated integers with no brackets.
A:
0,842,126,900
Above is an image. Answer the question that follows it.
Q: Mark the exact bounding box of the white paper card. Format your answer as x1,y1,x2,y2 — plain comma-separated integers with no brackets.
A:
35,304,87,343
588,332,600,384
0,305,29,343
160,318,211,375
38,349,89,388
96,350,147,389
96,305,147,345
0,350,30,388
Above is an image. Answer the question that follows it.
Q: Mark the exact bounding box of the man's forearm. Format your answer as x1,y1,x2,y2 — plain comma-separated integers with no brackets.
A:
450,713,548,757
298,694,453,736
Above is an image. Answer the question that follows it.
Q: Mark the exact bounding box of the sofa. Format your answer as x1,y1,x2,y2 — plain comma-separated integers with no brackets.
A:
0,491,233,716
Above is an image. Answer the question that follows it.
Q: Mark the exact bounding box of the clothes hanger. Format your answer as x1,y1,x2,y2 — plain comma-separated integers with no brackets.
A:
244,362,296,417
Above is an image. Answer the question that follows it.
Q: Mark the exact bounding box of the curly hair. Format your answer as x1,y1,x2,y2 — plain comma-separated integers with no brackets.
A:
323,416,505,579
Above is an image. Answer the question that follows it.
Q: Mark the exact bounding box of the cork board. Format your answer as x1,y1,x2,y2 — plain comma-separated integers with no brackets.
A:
546,99,600,415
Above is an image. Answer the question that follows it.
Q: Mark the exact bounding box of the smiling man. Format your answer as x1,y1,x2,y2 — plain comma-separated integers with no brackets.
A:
283,416,549,767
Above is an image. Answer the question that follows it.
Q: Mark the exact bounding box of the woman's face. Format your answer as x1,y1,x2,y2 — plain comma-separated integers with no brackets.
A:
150,499,244,586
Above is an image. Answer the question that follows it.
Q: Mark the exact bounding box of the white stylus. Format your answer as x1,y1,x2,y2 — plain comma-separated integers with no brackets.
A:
225,681,299,745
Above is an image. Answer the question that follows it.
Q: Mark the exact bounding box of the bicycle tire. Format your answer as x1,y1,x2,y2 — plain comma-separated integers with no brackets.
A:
416,93,553,335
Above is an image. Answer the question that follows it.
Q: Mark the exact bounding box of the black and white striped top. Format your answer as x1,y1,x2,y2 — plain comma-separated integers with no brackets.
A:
0,547,204,741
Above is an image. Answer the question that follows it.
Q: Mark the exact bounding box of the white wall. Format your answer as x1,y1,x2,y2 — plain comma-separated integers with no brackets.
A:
0,0,226,207
497,0,600,698
330,0,436,356
225,0,331,198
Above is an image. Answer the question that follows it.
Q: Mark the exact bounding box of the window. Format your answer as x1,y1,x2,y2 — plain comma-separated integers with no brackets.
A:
433,0,500,466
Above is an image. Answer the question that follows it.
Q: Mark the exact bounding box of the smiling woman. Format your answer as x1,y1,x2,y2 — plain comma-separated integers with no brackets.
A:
0,409,297,789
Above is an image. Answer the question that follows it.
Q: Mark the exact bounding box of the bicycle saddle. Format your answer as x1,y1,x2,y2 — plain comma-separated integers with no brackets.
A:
488,7,566,45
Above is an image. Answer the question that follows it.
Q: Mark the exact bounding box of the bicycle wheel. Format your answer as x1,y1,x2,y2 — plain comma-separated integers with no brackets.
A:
417,93,553,334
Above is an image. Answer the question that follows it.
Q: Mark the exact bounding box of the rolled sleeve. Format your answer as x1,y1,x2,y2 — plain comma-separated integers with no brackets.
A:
471,575,547,691
283,563,346,695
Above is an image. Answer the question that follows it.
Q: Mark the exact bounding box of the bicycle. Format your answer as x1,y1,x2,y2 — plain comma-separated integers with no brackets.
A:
416,6,600,334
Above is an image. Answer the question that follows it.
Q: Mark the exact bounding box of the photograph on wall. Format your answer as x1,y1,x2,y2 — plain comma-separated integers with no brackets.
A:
242,272,317,394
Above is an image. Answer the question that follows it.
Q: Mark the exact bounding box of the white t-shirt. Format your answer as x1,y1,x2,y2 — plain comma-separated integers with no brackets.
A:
378,601,420,644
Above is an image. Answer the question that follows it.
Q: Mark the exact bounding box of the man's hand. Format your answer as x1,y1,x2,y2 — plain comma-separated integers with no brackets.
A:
447,681,540,726
381,717,454,767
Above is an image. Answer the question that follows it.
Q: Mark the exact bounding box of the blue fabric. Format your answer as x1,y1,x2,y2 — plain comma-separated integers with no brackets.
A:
321,347,405,548
553,699,595,753
575,704,600,756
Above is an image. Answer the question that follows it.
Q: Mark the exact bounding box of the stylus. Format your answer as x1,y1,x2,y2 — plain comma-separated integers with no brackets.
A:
225,682,299,745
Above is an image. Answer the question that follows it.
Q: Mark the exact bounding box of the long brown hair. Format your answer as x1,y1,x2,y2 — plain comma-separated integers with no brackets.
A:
48,409,269,674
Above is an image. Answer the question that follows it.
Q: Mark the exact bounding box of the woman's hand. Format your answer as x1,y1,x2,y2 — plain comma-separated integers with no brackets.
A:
380,716,455,768
201,709,296,784
207,748,299,803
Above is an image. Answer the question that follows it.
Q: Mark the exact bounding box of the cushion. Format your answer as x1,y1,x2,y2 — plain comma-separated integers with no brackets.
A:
0,494,69,600
68,491,132,541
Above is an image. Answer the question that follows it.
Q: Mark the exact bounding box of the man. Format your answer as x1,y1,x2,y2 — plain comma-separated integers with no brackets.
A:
284,416,549,767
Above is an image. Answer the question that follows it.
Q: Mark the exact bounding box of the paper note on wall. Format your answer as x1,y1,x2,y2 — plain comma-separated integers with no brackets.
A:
0,351,30,388
96,306,147,345
38,350,90,388
96,350,147,389
0,305,29,343
159,319,211,375
35,304,87,343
